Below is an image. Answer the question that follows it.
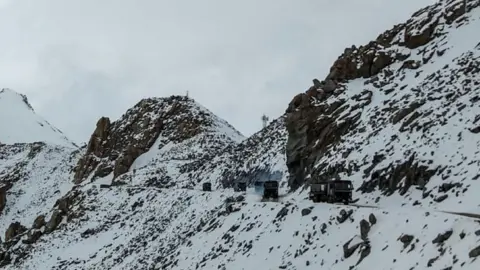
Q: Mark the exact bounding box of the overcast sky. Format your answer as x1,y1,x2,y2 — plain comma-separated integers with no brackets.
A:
0,0,433,144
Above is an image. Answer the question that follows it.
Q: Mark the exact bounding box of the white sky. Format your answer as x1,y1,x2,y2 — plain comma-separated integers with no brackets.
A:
0,0,433,144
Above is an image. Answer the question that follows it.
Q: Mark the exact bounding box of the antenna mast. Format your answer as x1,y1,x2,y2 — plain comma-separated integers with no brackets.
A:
261,114,269,128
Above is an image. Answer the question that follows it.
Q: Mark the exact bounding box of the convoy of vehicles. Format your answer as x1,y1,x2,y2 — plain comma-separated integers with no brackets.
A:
203,177,354,205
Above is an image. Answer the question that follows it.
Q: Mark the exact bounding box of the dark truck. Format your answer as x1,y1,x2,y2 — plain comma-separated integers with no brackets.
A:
234,182,247,192
263,180,279,199
202,182,212,192
309,179,353,204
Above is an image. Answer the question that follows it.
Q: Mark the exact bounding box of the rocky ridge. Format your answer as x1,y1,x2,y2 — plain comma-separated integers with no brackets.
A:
72,95,245,187
285,0,480,211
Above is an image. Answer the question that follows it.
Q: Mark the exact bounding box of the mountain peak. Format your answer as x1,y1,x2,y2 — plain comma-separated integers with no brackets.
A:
73,94,245,184
0,88,77,148
0,88,35,111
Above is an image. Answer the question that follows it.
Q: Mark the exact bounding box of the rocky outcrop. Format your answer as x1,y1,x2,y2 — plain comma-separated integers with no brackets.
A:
285,87,365,190
4,222,26,242
73,96,223,184
0,183,11,216
284,0,480,195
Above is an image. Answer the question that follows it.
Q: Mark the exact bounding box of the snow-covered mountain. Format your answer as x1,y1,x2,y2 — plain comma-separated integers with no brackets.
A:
1,0,480,269
0,88,77,148
285,0,480,213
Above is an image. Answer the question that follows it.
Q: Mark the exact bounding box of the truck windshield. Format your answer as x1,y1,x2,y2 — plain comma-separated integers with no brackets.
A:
335,182,352,189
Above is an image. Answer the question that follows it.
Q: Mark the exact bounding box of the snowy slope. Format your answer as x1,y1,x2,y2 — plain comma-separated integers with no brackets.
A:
285,0,480,212
1,1,480,270
4,180,480,270
0,88,77,148
0,143,82,234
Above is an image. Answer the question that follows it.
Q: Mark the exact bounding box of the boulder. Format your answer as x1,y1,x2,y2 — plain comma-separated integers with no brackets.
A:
5,222,27,242
32,215,46,229
360,219,370,240
45,210,63,233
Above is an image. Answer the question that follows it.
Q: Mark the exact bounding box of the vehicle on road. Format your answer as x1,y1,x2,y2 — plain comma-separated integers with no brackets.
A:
234,182,247,192
309,179,353,204
202,182,212,192
263,180,279,199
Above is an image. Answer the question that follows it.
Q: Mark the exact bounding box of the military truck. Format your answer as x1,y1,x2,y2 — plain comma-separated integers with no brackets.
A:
309,179,353,204
234,182,247,192
202,182,212,192
263,180,279,199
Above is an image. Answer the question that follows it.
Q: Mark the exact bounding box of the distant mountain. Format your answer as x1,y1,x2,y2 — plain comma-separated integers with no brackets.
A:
0,88,77,148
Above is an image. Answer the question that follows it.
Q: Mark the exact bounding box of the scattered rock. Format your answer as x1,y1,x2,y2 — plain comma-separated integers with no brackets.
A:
360,219,370,240
469,245,480,258
368,213,377,225
432,230,453,245
399,234,414,248
301,208,312,216
337,209,354,224
275,207,289,220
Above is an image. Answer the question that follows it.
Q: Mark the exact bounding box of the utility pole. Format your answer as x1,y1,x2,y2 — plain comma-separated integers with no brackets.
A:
186,90,189,98
261,114,269,128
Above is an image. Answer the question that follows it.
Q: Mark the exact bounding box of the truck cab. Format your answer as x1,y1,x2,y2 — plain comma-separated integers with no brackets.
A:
202,182,212,192
309,179,353,204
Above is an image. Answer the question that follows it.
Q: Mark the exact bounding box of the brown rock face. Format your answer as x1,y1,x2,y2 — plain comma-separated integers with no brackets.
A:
0,189,6,215
285,93,363,189
5,222,27,242
73,95,214,184
403,5,440,49
45,210,63,233
32,215,46,229
326,42,396,83
0,183,12,216
73,117,111,183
